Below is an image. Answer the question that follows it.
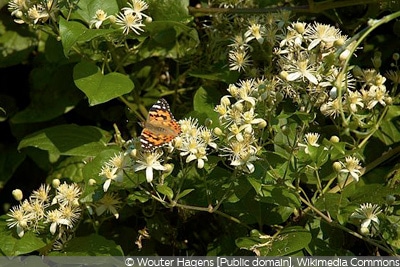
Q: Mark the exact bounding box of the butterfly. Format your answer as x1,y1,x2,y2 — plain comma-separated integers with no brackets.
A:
140,98,181,151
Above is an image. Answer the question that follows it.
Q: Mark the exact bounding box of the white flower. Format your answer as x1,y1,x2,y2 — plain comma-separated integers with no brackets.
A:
90,9,109,29
116,12,145,35
229,49,251,72
350,203,382,236
52,182,81,206
45,209,72,235
339,156,363,182
95,192,122,219
122,0,149,19
245,23,265,44
6,205,32,237
30,184,51,204
134,151,165,183
286,57,319,85
298,132,320,154
99,165,123,192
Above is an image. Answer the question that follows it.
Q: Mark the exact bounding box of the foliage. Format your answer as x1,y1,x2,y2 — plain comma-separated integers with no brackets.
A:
1,0,400,256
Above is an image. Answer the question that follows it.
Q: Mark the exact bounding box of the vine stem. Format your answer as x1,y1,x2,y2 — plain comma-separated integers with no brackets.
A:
148,190,253,230
188,0,381,16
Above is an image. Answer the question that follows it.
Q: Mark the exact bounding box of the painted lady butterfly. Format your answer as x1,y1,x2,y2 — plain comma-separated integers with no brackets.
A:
140,98,181,151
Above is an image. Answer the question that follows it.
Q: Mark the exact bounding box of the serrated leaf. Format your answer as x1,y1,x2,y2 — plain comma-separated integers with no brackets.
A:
73,61,134,106
18,124,112,162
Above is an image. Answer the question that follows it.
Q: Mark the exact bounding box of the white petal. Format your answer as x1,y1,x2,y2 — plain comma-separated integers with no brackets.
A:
146,167,153,183
103,179,111,192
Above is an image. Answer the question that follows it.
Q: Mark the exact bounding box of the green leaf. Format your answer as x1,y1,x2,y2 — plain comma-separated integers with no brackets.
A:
141,21,199,59
374,105,400,145
0,215,48,256
47,156,87,183
127,191,150,204
189,63,240,84
147,0,191,22
0,144,25,184
11,64,83,123
0,15,35,67
72,0,119,24
18,124,112,162
176,189,194,200
192,86,221,126
156,184,174,199
236,227,312,256
73,61,134,106
48,234,123,256
248,177,301,208
59,17,118,56
315,193,351,221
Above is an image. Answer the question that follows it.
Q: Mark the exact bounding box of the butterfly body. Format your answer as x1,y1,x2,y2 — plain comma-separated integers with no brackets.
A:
140,98,181,151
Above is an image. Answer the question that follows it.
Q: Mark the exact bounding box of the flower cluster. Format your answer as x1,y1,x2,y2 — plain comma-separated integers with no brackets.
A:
7,182,82,238
99,152,130,192
8,0,150,36
99,117,216,185
175,118,217,169
8,0,56,25
215,79,268,173
227,19,393,137
91,0,150,35
350,203,382,236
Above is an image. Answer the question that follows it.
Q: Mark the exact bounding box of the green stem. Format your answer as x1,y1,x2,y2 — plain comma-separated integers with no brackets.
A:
188,0,383,16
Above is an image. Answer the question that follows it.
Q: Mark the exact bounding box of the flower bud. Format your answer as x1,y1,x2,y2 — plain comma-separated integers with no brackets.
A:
52,179,60,188
293,22,305,34
221,96,231,106
333,162,342,172
280,71,288,80
360,226,370,236
163,163,174,174
330,136,340,143
257,119,267,129
393,53,400,61
108,15,116,24
339,49,350,61
213,127,223,136
12,189,23,201
88,179,97,186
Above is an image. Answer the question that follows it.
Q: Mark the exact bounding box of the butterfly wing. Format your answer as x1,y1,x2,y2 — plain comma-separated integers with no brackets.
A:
140,98,181,151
